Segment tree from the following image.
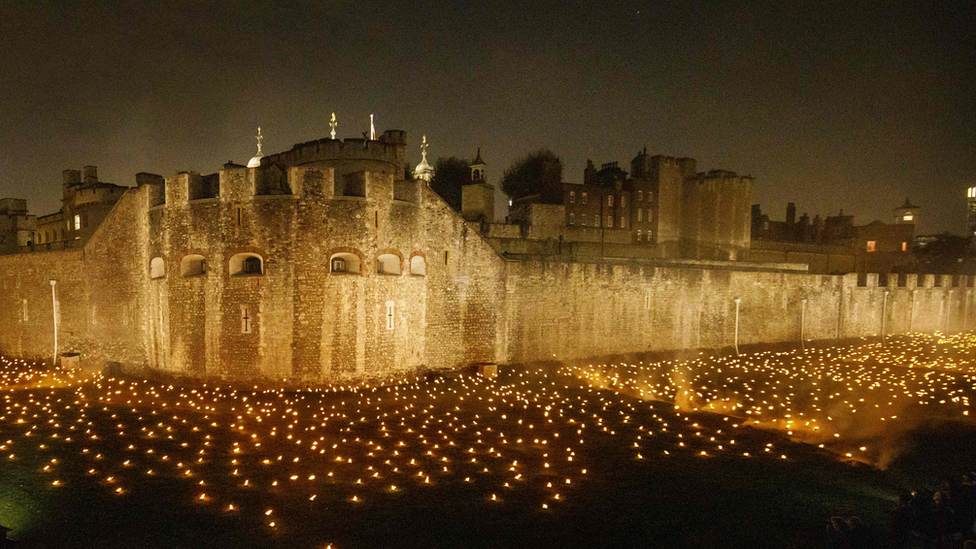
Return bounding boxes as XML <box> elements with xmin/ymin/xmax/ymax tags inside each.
<box><xmin>430</xmin><ymin>157</ymin><xmax>468</xmax><ymax>211</ymax></box>
<box><xmin>500</xmin><ymin>150</ymin><xmax>563</xmax><ymax>203</ymax></box>
<box><xmin>911</xmin><ymin>232</ymin><xmax>976</xmax><ymax>274</ymax></box>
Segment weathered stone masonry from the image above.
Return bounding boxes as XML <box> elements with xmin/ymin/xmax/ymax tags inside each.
<box><xmin>1</xmin><ymin>135</ymin><xmax>973</xmax><ymax>381</ymax></box>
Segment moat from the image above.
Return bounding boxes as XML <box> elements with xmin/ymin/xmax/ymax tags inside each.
<box><xmin>2</xmin><ymin>333</ymin><xmax>976</xmax><ymax>548</ymax></box>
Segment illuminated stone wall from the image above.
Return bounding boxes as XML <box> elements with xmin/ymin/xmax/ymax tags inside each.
<box><xmin>502</xmin><ymin>260</ymin><xmax>976</xmax><ymax>363</ymax></box>
<box><xmin>0</xmin><ymin>136</ymin><xmax>971</xmax><ymax>381</ymax></box>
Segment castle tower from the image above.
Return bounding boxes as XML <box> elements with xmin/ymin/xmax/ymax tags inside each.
<box><xmin>462</xmin><ymin>148</ymin><xmax>494</xmax><ymax>222</ymax></box>
<box><xmin>413</xmin><ymin>135</ymin><xmax>434</xmax><ymax>183</ymax></box>
<box><xmin>470</xmin><ymin>148</ymin><xmax>486</xmax><ymax>182</ymax></box>
<box><xmin>894</xmin><ymin>197</ymin><xmax>919</xmax><ymax>225</ymax></box>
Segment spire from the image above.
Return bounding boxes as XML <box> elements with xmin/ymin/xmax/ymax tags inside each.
<box><xmin>413</xmin><ymin>135</ymin><xmax>434</xmax><ymax>183</ymax></box>
<box><xmin>370</xmin><ymin>114</ymin><xmax>376</xmax><ymax>140</ymax></box>
<box><xmin>472</xmin><ymin>147</ymin><xmax>486</xmax><ymax>166</ymax></box>
<box><xmin>330</xmin><ymin>112</ymin><xmax>337</xmax><ymax>140</ymax></box>
<box><xmin>247</xmin><ymin>127</ymin><xmax>264</xmax><ymax>168</ymax></box>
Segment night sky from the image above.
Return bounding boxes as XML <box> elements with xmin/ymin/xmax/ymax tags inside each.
<box><xmin>0</xmin><ymin>1</ymin><xmax>973</xmax><ymax>233</ymax></box>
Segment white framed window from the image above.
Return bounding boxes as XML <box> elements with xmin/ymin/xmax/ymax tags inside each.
<box><xmin>607</xmin><ymin>195</ymin><xmax>614</xmax><ymax>207</ymax></box>
<box><xmin>569</xmin><ymin>212</ymin><xmax>575</xmax><ymax>225</ymax></box>
<box><xmin>150</xmin><ymin>257</ymin><xmax>165</xmax><ymax>279</ymax></box>
<box><xmin>241</xmin><ymin>304</ymin><xmax>253</xmax><ymax>334</ymax></box>
<box><xmin>410</xmin><ymin>255</ymin><xmax>426</xmax><ymax>275</ymax></box>
<box><xmin>637</xmin><ymin>209</ymin><xmax>642</xmax><ymax>222</ymax></box>
<box><xmin>637</xmin><ymin>190</ymin><xmax>643</xmax><ymax>201</ymax></box>
<box><xmin>73</xmin><ymin>215</ymin><xmax>81</xmax><ymax>230</ymax></box>
<box><xmin>620</xmin><ymin>216</ymin><xmax>625</xmax><ymax>228</ymax></box>
<box><xmin>377</xmin><ymin>254</ymin><xmax>401</xmax><ymax>275</ymax></box>
<box><xmin>385</xmin><ymin>300</ymin><xmax>395</xmax><ymax>331</ymax></box>
<box><xmin>637</xmin><ymin>229</ymin><xmax>642</xmax><ymax>241</ymax></box>
<box><xmin>607</xmin><ymin>215</ymin><xmax>613</xmax><ymax>228</ymax></box>
<box><xmin>570</xmin><ymin>191</ymin><xmax>576</xmax><ymax>204</ymax></box>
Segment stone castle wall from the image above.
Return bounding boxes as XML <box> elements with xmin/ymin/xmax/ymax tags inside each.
<box><xmin>0</xmin><ymin>141</ymin><xmax>970</xmax><ymax>380</ymax></box>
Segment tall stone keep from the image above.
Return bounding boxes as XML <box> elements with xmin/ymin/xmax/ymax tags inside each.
<box><xmin>462</xmin><ymin>148</ymin><xmax>494</xmax><ymax>222</ymax></box>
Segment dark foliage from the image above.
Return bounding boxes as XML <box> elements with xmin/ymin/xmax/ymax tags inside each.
<box><xmin>911</xmin><ymin>232</ymin><xmax>976</xmax><ymax>274</ymax></box>
<box><xmin>430</xmin><ymin>157</ymin><xmax>469</xmax><ymax>211</ymax></box>
<box><xmin>500</xmin><ymin>150</ymin><xmax>563</xmax><ymax>203</ymax></box>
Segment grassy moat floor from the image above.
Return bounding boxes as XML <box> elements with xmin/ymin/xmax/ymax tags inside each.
<box><xmin>2</xmin><ymin>334</ymin><xmax>976</xmax><ymax>548</ymax></box>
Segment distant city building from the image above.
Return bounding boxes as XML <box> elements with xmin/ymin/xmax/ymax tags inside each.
<box><xmin>750</xmin><ymin>199</ymin><xmax>918</xmax><ymax>274</ymax></box>
<box><xmin>967</xmin><ymin>186</ymin><xmax>976</xmax><ymax>239</ymax></box>
<box><xmin>495</xmin><ymin>149</ymin><xmax>753</xmax><ymax>261</ymax></box>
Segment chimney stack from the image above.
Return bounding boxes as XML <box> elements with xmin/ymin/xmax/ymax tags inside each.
<box><xmin>83</xmin><ymin>166</ymin><xmax>98</xmax><ymax>184</ymax></box>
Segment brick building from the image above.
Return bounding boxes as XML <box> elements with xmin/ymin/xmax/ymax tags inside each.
<box><xmin>497</xmin><ymin>149</ymin><xmax>753</xmax><ymax>262</ymax></box>
<box><xmin>750</xmin><ymin>199</ymin><xmax>918</xmax><ymax>274</ymax></box>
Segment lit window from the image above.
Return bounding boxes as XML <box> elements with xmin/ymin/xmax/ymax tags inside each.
<box><xmin>903</xmin><ymin>214</ymin><xmax>913</xmax><ymax>221</ymax></box>
<box><xmin>569</xmin><ymin>212</ymin><xmax>575</xmax><ymax>225</ymax></box>
<box><xmin>637</xmin><ymin>209</ymin><xmax>642</xmax><ymax>222</ymax></box>
<box><xmin>901</xmin><ymin>241</ymin><xmax>907</xmax><ymax>252</ymax></box>
<box><xmin>570</xmin><ymin>191</ymin><xmax>576</xmax><ymax>204</ymax></box>
<box><xmin>73</xmin><ymin>215</ymin><xmax>81</xmax><ymax>230</ymax></box>
<box><xmin>581</xmin><ymin>193</ymin><xmax>588</xmax><ymax>204</ymax></box>
<box><xmin>608</xmin><ymin>196</ymin><xmax>614</xmax><ymax>207</ymax></box>
<box><xmin>637</xmin><ymin>229</ymin><xmax>642</xmax><ymax>241</ymax></box>
<box><xmin>620</xmin><ymin>216</ymin><xmax>625</xmax><ymax>228</ymax></box>
<box><xmin>621</xmin><ymin>196</ymin><xmax>626</xmax><ymax>208</ymax></box>
<box><xmin>607</xmin><ymin>215</ymin><xmax>613</xmax><ymax>228</ymax></box>
<box><xmin>637</xmin><ymin>191</ymin><xmax>643</xmax><ymax>201</ymax></box>
<box><xmin>866</xmin><ymin>241</ymin><xmax>876</xmax><ymax>252</ymax></box>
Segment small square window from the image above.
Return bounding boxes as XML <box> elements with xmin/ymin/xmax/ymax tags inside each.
<box><xmin>866</xmin><ymin>241</ymin><xmax>876</xmax><ymax>252</ymax></box>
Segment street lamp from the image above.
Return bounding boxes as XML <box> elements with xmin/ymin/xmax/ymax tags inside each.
<box><xmin>49</xmin><ymin>279</ymin><xmax>57</xmax><ymax>366</ymax></box>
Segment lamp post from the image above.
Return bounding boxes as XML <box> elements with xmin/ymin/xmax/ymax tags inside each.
<box><xmin>881</xmin><ymin>290</ymin><xmax>889</xmax><ymax>345</ymax></box>
<box><xmin>800</xmin><ymin>298</ymin><xmax>807</xmax><ymax>350</ymax></box>
<box><xmin>733</xmin><ymin>298</ymin><xmax>742</xmax><ymax>356</ymax></box>
<box><xmin>49</xmin><ymin>279</ymin><xmax>58</xmax><ymax>366</ymax></box>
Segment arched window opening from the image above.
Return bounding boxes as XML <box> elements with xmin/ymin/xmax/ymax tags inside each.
<box><xmin>330</xmin><ymin>252</ymin><xmax>361</xmax><ymax>274</ymax></box>
<box><xmin>180</xmin><ymin>255</ymin><xmax>207</xmax><ymax>277</ymax></box>
<box><xmin>229</xmin><ymin>253</ymin><xmax>264</xmax><ymax>276</ymax></box>
<box><xmin>377</xmin><ymin>254</ymin><xmax>401</xmax><ymax>275</ymax></box>
<box><xmin>150</xmin><ymin>257</ymin><xmax>165</xmax><ymax>279</ymax></box>
<box><xmin>410</xmin><ymin>255</ymin><xmax>426</xmax><ymax>276</ymax></box>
